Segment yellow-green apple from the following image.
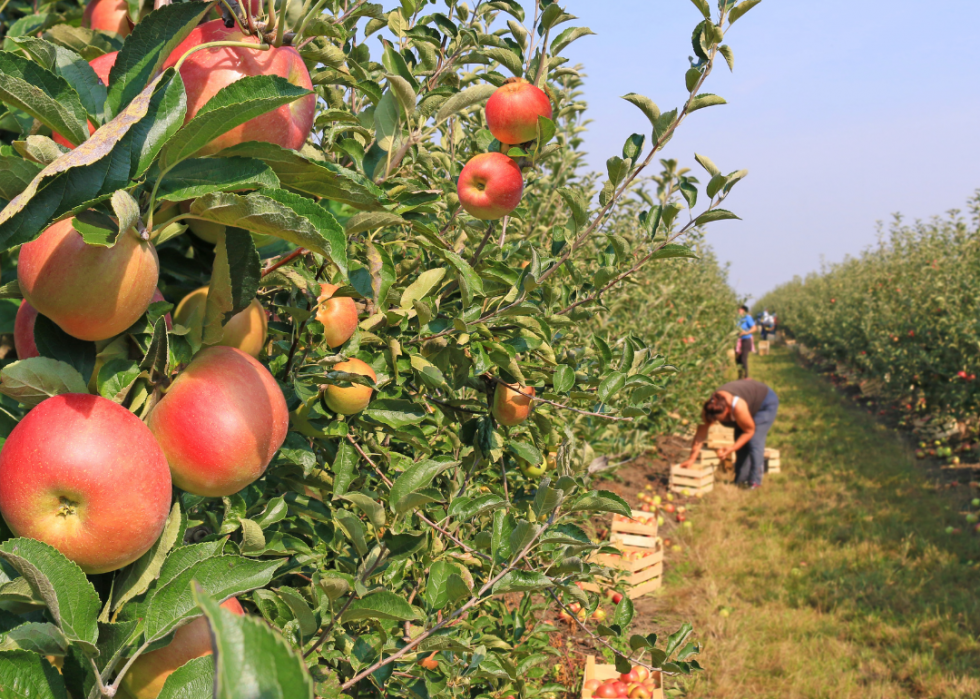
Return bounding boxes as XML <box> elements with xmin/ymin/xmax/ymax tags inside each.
<box><xmin>492</xmin><ymin>381</ymin><xmax>534</xmax><ymax>426</ymax></box>
<box><xmin>147</xmin><ymin>346</ymin><xmax>288</xmax><ymax>497</ymax></box>
<box><xmin>324</xmin><ymin>358</ymin><xmax>375</xmax><ymax>415</ymax></box>
<box><xmin>119</xmin><ymin>597</ymin><xmax>245</xmax><ymax>699</ymax></box>
<box><xmin>316</xmin><ymin>283</ymin><xmax>358</xmax><ymax>348</ymax></box>
<box><xmin>0</xmin><ymin>394</ymin><xmax>172</xmax><ymax>574</ymax></box>
<box><xmin>162</xmin><ymin>20</ymin><xmax>315</xmax><ymax>155</ymax></box>
<box><xmin>18</xmin><ymin>217</ymin><xmax>160</xmax><ymax>342</ymax></box>
<box><xmin>13</xmin><ymin>300</ymin><xmax>39</xmax><ymax>359</ymax></box>
<box><xmin>485</xmin><ymin>77</ymin><xmax>553</xmax><ymax>145</ymax></box>
<box><xmin>52</xmin><ymin>51</ymin><xmax>118</xmax><ymax>149</ymax></box>
<box><xmin>174</xmin><ymin>286</ymin><xmax>267</xmax><ymax>358</ymax></box>
<box><xmin>82</xmin><ymin>0</ymin><xmax>131</xmax><ymax>37</ymax></box>
<box><xmin>457</xmin><ymin>152</ymin><xmax>524</xmax><ymax>220</ymax></box>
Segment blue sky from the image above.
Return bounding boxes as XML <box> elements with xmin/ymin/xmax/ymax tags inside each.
<box><xmin>558</xmin><ymin>0</ymin><xmax>980</xmax><ymax>299</ymax></box>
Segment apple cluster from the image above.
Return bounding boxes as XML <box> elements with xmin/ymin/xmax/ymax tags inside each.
<box><xmin>584</xmin><ymin>666</ymin><xmax>660</xmax><ymax>699</ymax></box>
<box><xmin>456</xmin><ymin>78</ymin><xmax>552</xmax><ymax>220</ymax></box>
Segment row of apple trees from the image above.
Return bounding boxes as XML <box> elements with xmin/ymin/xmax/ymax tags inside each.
<box><xmin>0</xmin><ymin>0</ymin><xmax>756</xmax><ymax>697</ymax></box>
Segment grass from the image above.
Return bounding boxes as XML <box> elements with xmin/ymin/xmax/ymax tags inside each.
<box><xmin>654</xmin><ymin>349</ymin><xmax>980</xmax><ymax>698</ymax></box>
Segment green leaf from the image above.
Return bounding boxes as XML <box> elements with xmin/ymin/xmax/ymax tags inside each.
<box><xmin>143</xmin><ymin>552</ymin><xmax>282</xmax><ymax>643</ymax></box>
<box><xmin>0</xmin><ymin>649</ymin><xmax>67</xmax><ymax>699</ymax></box>
<box><xmin>597</xmin><ymin>371</ymin><xmax>626</xmax><ymax>402</ymax></box>
<box><xmin>552</xmin><ymin>364</ymin><xmax>575</xmax><ymax>393</ymax></box>
<box><xmin>202</xmin><ymin>229</ymin><xmax>260</xmax><ymax>346</ymax></box>
<box><xmin>550</xmin><ymin>26</ymin><xmax>595</xmax><ymax>55</ymax></box>
<box><xmin>155</xmin><ymin>157</ymin><xmax>280</xmax><ymax>201</ymax></box>
<box><xmin>139</xmin><ymin>316</ymin><xmax>169</xmax><ymax>375</ymax></box>
<box><xmin>277</xmin><ymin>587</ymin><xmax>317</xmax><ymax>638</ymax></box>
<box><xmin>424</xmin><ymin>560</ymin><xmax>458</xmax><ymax>610</ymax></box>
<box><xmin>613</xmin><ymin>594</ymin><xmax>634</xmax><ymax>628</ymax></box>
<box><xmin>96</xmin><ymin>358</ymin><xmax>141</xmax><ymax>404</ymax></box>
<box><xmin>339</xmin><ymin>493</ymin><xmax>386</xmax><ymax>528</ymax></box>
<box><xmin>434</xmin><ymin>83</ymin><xmax>496</xmax><ymax>123</ymax></box>
<box><xmin>105</xmin><ymin>1</ymin><xmax>211</xmax><ymax>117</ymax></box>
<box><xmin>694</xmin><ymin>153</ymin><xmax>720</xmax><ymax>177</ymax></box>
<box><xmin>333</xmin><ymin>510</ymin><xmax>368</xmax><ymax>556</ymax></box>
<box><xmin>390</xmin><ymin>459</ymin><xmax>457</xmax><ymax>514</ymax></box>
<box><xmin>363</xmin><ymin>398</ymin><xmax>426</xmax><ymax>429</ymax></box>
<box><xmin>0</xmin><ymin>622</ymin><xmax>68</xmax><ymax>655</ymax></box>
<box><xmin>0</xmin><ymin>152</ymin><xmax>43</xmax><ymax>201</ymax></box>
<box><xmin>492</xmin><ymin>570</ymin><xmax>551</xmax><ymax>594</ymax></box>
<box><xmin>649</xmin><ymin>243</ymin><xmax>699</xmax><ymax>261</ymax></box>
<box><xmin>439</xmin><ymin>248</ymin><xmax>484</xmax><ymax>307</ymax></box>
<box><xmin>679</xmin><ymin>181</ymin><xmax>698</xmax><ymax>209</ymax></box>
<box><xmin>506</xmin><ymin>441</ymin><xmax>542</xmax><ymax>465</ymax></box>
<box><xmin>558</xmin><ymin>187</ymin><xmax>588</xmax><ymax>229</ymax></box>
<box><xmin>158</xmin><ymin>75</ymin><xmax>313</xmax><ymax>168</ymax></box>
<box><xmin>344</xmin><ymin>210</ymin><xmax>406</xmax><ymax>235</ymax></box>
<box><xmin>331</xmin><ymin>440</ymin><xmax>359</xmax><ymax>497</ymax></box>
<box><xmin>688</xmin><ymin>93</ymin><xmax>727</xmax><ymax>113</ymax></box>
<box><xmin>509</xmin><ymin>520</ymin><xmax>540</xmax><ymax>554</ymax></box>
<box><xmin>446</xmin><ymin>494</ymin><xmax>505</xmax><ymax>521</ymax></box>
<box><xmin>189</xmin><ymin>189</ymin><xmax>347</xmax><ymax>277</ymax></box>
<box><xmin>341</xmin><ymin>590</ymin><xmax>419</xmax><ymax>623</ymax></box>
<box><xmin>0</xmin><ymin>357</ymin><xmax>87</xmax><ymax>407</ymax></box>
<box><xmin>729</xmin><ymin>0</ymin><xmax>762</xmax><ymax>25</ymax></box>
<box><xmin>693</xmin><ymin>209</ymin><xmax>740</xmax><ymax>225</ymax></box>
<box><xmin>9</xmin><ymin>37</ymin><xmax>107</xmax><ymax>123</ymax></box>
<box><xmin>400</xmin><ymin>268</ymin><xmax>447</xmax><ymax>309</ymax></box>
<box><xmin>218</xmin><ymin>142</ymin><xmax>388</xmax><ymax>211</ymax></box>
<box><xmin>689</xmin><ymin>0</ymin><xmax>710</xmax><ymax>18</ymax></box>
<box><xmin>719</xmin><ymin>44</ymin><xmax>734</xmax><ymax>71</ymax></box>
<box><xmin>193</xmin><ymin>585</ymin><xmax>313</xmax><ymax>699</ymax></box>
<box><xmin>156</xmin><ymin>655</ymin><xmax>214</xmax><ymax>699</ymax></box>
<box><xmin>0</xmin><ymin>50</ymin><xmax>90</xmax><ymax>146</ymax></box>
<box><xmin>482</xmin><ymin>47</ymin><xmax>523</xmax><ymax>77</ymax></box>
<box><xmin>566</xmin><ymin>490</ymin><xmax>631</xmax><ymax>517</ymax></box>
<box><xmin>0</xmin><ymin>539</ymin><xmax>100</xmax><ymax>654</ymax></box>
<box><xmin>621</xmin><ymin>93</ymin><xmax>661</xmax><ymax>130</ymax></box>
<box><xmin>385</xmin><ymin>73</ymin><xmax>416</xmax><ymax>116</ymax></box>
<box><xmin>111</xmin><ymin>501</ymin><xmax>183</xmax><ymax>612</ymax></box>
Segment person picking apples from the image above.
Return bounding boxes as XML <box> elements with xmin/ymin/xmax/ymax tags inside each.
<box><xmin>679</xmin><ymin>379</ymin><xmax>779</xmax><ymax>489</ymax></box>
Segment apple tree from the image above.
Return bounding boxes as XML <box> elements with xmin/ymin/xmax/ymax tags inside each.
<box><xmin>0</xmin><ymin>0</ymin><xmax>760</xmax><ymax>697</ymax></box>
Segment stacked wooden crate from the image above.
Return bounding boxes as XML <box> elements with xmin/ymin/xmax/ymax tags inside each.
<box><xmin>669</xmin><ymin>463</ymin><xmax>714</xmax><ymax>495</ymax></box>
<box><xmin>581</xmin><ymin>655</ymin><xmax>664</xmax><ymax>699</ymax></box>
<box><xmin>584</xmin><ymin>512</ymin><xmax>663</xmax><ymax>598</ymax></box>
<box><xmin>765</xmin><ymin>447</ymin><xmax>781</xmax><ymax>473</ymax></box>
<box><xmin>758</xmin><ymin>340</ymin><xmax>771</xmax><ymax>355</ymax></box>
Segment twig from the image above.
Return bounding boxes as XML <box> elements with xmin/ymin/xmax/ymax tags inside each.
<box><xmin>468</xmin><ymin>221</ymin><xmax>495</xmax><ymax>266</ymax></box>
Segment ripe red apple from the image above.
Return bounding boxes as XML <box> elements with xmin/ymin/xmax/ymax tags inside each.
<box><xmin>0</xmin><ymin>394</ymin><xmax>171</xmax><ymax>574</ymax></box>
<box><xmin>82</xmin><ymin>0</ymin><xmax>131</xmax><ymax>37</ymax></box>
<box><xmin>485</xmin><ymin>77</ymin><xmax>553</xmax><ymax>145</ymax></box>
<box><xmin>162</xmin><ymin>20</ymin><xmax>315</xmax><ymax>155</ymax></box>
<box><xmin>18</xmin><ymin>217</ymin><xmax>160</xmax><ymax>342</ymax></box>
<box><xmin>492</xmin><ymin>381</ymin><xmax>534</xmax><ymax>426</ymax></box>
<box><xmin>13</xmin><ymin>300</ymin><xmax>39</xmax><ymax>359</ymax></box>
<box><xmin>611</xmin><ymin>592</ymin><xmax>623</xmax><ymax>604</ymax></box>
<box><xmin>633</xmin><ymin>667</ymin><xmax>650</xmax><ymax>683</ymax></box>
<box><xmin>324</xmin><ymin>358</ymin><xmax>376</xmax><ymax>415</ymax></box>
<box><xmin>457</xmin><ymin>152</ymin><xmax>524</xmax><ymax>220</ymax></box>
<box><xmin>629</xmin><ymin>686</ymin><xmax>652</xmax><ymax>699</ymax></box>
<box><xmin>52</xmin><ymin>51</ymin><xmax>118</xmax><ymax>149</ymax></box>
<box><xmin>676</xmin><ymin>513</ymin><xmax>687</xmax><ymax>523</ymax></box>
<box><xmin>663</xmin><ymin>503</ymin><xmax>676</xmax><ymax>514</ymax></box>
<box><xmin>594</xmin><ymin>682</ymin><xmax>619</xmax><ymax>699</ymax></box>
<box><xmin>147</xmin><ymin>346</ymin><xmax>288</xmax><ymax>497</ymax></box>
<box><xmin>316</xmin><ymin>283</ymin><xmax>358</xmax><ymax>348</ymax></box>
<box><xmin>174</xmin><ymin>286</ymin><xmax>268</xmax><ymax>358</ymax></box>
<box><xmin>583</xmin><ymin>679</ymin><xmax>602</xmax><ymax>693</ymax></box>
<box><xmin>120</xmin><ymin>597</ymin><xmax>244</xmax><ymax>699</ymax></box>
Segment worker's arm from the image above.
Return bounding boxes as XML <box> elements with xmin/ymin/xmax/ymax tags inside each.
<box><xmin>679</xmin><ymin>420</ymin><xmax>710</xmax><ymax>468</ymax></box>
<box><xmin>716</xmin><ymin>403</ymin><xmax>755</xmax><ymax>460</ymax></box>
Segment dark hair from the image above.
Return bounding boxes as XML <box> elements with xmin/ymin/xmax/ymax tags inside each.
<box><xmin>739</xmin><ymin>304</ymin><xmax>750</xmax><ymax>313</ymax></box>
<box><xmin>703</xmin><ymin>392</ymin><xmax>728</xmax><ymax>422</ymax></box>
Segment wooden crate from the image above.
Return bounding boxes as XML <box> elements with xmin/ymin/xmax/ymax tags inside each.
<box><xmin>582</xmin><ymin>656</ymin><xmax>664</xmax><ymax>699</ymax></box>
<box><xmin>706</xmin><ymin>424</ymin><xmax>734</xmax><ymax>449</ymax></box>
<box><xmin>758</xmin><ymin>340</ymin><xmax>771</xmax><ymax>356</ymax></box>
<box><xmin>583</xmin><ymin>542</ymin><xmax>664</xmax><ymax>599</ymax></box>
<box><xmin>765</xmin><ymin>447</ymin><xmax>781</xmax><ymax>474</ymax></box>
<box><xmin>785</xmin><ymin>339</ymin><xmax>797</xmax><ymax>346</ymax></box>
<box><xmin>669</xmin><ymin>463</ymin><xmax>714</xmax><ymax>495</ymax></box>
<box><xmin>610</xmin><ymin>511</ymin><xmax>658</xmax><ymax>538</ymax></box>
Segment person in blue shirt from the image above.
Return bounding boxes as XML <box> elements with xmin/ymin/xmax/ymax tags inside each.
<box><xmin>736</xmin><ymin>305</ymin><xmax>755</xmax><ymax>378</ymax></box>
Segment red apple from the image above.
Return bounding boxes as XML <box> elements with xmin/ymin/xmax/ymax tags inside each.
<box><xmin>82</xmin><ymin>0</ymin><xmax>131</xmax><ymax>37</ymax></box>
<box><xmin>629</xmin><ymin>686</ymin><xmax>652</xmax><ymax>699</ymax></box>
<box><xmin>174</xmin><ymin>286</ymin><xmax>268</xmax><ymax>358</ymax></box>
<box><xmin>0</xmin><ymin>394</ymin><xmax>171</xmax><ymax>574</ymax></box>
<box><xmin>147</xmin><ymin>346</ymin><xmax>288</xmax><ymax>497</ymax></box>
<box><xmin>492</xmin><ymin>381</ymin><xmax>534</xmax><ymax>426</ymax></box>
<box><xmin>633</xmin><ymin>667</ymin><xmax>650</xmax><ymax>683</ymax></box>
<box><xmin>120</xmin><ymin>598</ymin><xmax>245</xmax><ymax>699</ymax></box>
<box><xmin>611</xmin><ymin>592</ymin><xmax>623</xmax><ymax>604</ymax></box>
<box><xmin>52</xmin><ymin>52</ymin><xmax>118</xmax><ymax>149</ymax></box>
<box><xmin>676</xmin><ymin>513</ymin><xmax>686</xmax><ymax>523</ymax></box>
<box><xmin>583</xmin><ymin>679</ymin><xmax>602</xmax><ymax>693</ymax></box>
<box><xmin>316</xmin><ymin>283</ymin><xmax>358</xmax><ymax>348</ymax></box>
<box><xmin>162</xmin><ymin>20</ymin><xmax>315</xmax><ymax>155</ymax></box>
<box><xmin>485</xmin><ymin>77</ymin><xmax>553</xmax><ymax>145</ymax></box>
<box><xmin>18</xmin><ymin>217</ymin><xmax>160</xmax><ymax>342</ymax></box>
<box><xmin>13</xmin><ymin>300</ymin><xmax>39</xmax><ymax>359</ymax></box>
<box><xmin>663</xmin><ymin>503</ymin><xmax>676</xmax><ymax>514</ymax></box>
<box><xmin>324</xmin><ymin>357</ymin><xmax>376</xmax><ymax>415</ymax></box>
<box><xmin>457</xmin><ymin>152</ymin><xmax>524</xmax><ymax>220</ymax></box>
<box><xmin>594</xmin><ymin>682</ymin><xmax>619</xmax><ymax>699</ymax></box>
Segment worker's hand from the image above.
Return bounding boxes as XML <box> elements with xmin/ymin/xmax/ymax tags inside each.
<box><xmin>678</xmin><ymin>457</ymin><xmax>696</xmax><ymax>469</ymax></box>
<box><xmin>715</xmin><ymin>446</ymin><xmax>733</xmax><ymax>461</ymax></box>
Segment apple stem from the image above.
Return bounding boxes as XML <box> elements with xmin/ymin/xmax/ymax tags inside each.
<box><xmin>172</xmin><ymin>40</ymin><xmax>271</xmax><ymax>73</ymax></box>
<box><xmin>216</xmin><ymin>0</ymin><xmax>249</xmax><ymax>34</ymax></box>
<box><xmin>274</xmin><ymin>0</ymin><xmax>288</xmax><ymax>47</ymax></box>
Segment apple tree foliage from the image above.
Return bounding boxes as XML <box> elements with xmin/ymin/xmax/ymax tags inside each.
<box><xmin>0</xmin><ymin>0</ymin><xmax>759</xmax><ymax>697</ymax></box>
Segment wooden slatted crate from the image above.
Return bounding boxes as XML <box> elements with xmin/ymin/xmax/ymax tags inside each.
<box><xmin>610</xmin><ymin>511</ymin><xmax>657</xmax><ymax>538</ymax></box>
<box><xmin>758</xmin><ymin>340</ymin><xmax>771</xmax><ymax>356</ymax></box>
<box><xmin>765</xmin><ymin>447</ymin><xmax>781</xmax><ymax>474</ymax></box>
<box><xmin>669</xmin><ymin>463</ymin><xmax>714</xmax><ymax>495</ymax></box>
<box><xmin>583</xmin><ymin>543</ymin><xmax>664</xmax><ymax>599</ymax></box>
<box><xmin>582</xmin><ymin>656</ymin><xmax>664</xmax><ymax>699</ymax></box>
<box><xmin>706</xmin><ymin>424</ymin><xmax>735</xmax><ymax>449</ymax></box>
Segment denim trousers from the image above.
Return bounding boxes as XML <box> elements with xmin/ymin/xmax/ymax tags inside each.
<box><xmin>734</xmin><ymin>389</ymin><xmax>779</xmax><ymax>485</ymax></box>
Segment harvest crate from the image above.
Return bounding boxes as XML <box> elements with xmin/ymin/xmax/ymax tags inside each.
<box><xmin>610</xmin><ymin>511</ymin><xmax>658</xmax><ymax>538</ymax></box>
<box><xmin>706</xmin><ymin>424</ymin><xmax>734</xmax><ymax>449</ymax></box>
<box><xmin>758</xmin><ymin>340</ymin><xmax>771</xmax><ymax>356</ymax></box>
<box><xmin>583</xmin><ymin>541</ymin><xmax>664</xmax><ymax>599</ymax></box>
<box><xmin>669</xmin><ymin>463</ymin><xmax>714</xmax><ymax>495</ymax></box>
<box><xmin>765</xmin><ymin>448</ymin><xmax>781</xmax><ymax>474</ymax></box>
<box><xmin>582</xmin><ymin>655</ymin><xmax>664</xmax><ymax>699</ymax></box>
<box><xmin>694</xmin><ymin>448</ymin><xmax>720</xmax><ymax>466</ymax></box>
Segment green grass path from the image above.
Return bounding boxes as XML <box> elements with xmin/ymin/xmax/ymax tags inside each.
<box><xmin>662</xmin><ymin>350</ymin><xmax>980</xmax><ymax>698</ymax></box>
